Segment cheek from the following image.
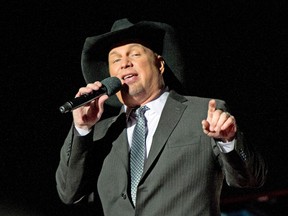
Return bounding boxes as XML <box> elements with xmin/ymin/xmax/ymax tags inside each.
<box><xmin>108</xmin><ymin>65</ymin><xmax>118</xmax><ymax>77</ymax></box>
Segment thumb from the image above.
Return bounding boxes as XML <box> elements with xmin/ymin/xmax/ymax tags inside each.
<box><xmin>202</xmin><ymin>119</ymin><xmax>210</xmax><ymax>133</ymax></box>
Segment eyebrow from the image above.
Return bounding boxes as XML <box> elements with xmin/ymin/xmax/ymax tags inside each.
<box><xmin>109</xmin><ymin>44</ymin><xmax>144</xmax><ymax>57</ymax></box>
<box><xmin>109</xmin><ymin>51</ymin><xmax>118</xmax><ymax>57</ymax></box>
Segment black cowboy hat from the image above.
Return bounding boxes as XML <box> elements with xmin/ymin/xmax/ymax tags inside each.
<box><xmin>81</xmin><ymin>18</ymin><xmax>186</xmax><ymax>108</ymax></box>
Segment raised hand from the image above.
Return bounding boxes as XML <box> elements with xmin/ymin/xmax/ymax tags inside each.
<box><xmin>72</xmin><ymin>81</ymin><xmax>109</xmax><ymax>131</ymax></box>
<box><xmin>202</xmin><ymin>99</ymin><xmax>237</xmax><ymax>142</ymax></box>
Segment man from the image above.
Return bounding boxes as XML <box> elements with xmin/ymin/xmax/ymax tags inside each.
<box><xmin>56</xmin><ymin>18</ymin><xmax>267</xmax><ymax>216</ymax></box>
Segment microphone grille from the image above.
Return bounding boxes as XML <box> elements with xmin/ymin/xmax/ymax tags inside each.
<box><xmin>101</xmin><ymin>77</ymin><xmax>122</xmax><ymax>96</ymax></box>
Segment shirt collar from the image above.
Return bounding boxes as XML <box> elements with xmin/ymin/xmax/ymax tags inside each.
<box><xmin>145</xmin><ymin>89</ymin><xmax>169</xmax><ymax>116</ymax></box>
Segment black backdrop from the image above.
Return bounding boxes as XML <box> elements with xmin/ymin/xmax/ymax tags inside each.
<box><xmin>1</xmin><ymin>1</ymin><xmax>287</xmax><ymax>215</ymax></box>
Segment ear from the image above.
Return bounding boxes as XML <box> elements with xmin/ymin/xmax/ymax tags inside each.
<box><xmin>157</xmin><ymin>55</ymin><xmax>165</xmax><ymax>74</ymax></box>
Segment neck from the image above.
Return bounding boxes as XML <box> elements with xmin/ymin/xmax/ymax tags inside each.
<box><xmin>125</xmin><ymin>86</ymin><xmax>168</xmax><ymax>109</ymax></box>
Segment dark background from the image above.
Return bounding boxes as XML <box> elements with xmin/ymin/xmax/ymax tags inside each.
<box><xmin>1</xmin><ymin>0</ymin><xmax>287</xmax><ymax>215</ymax></box>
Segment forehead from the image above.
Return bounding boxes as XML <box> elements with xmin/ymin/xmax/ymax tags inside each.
<box><xmin>109</xmin><ymin>43</ymin><xmax>147</xmax><ymax>54</ymax></box>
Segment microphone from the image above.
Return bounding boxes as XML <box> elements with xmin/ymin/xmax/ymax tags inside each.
<box><xmin>59</xmin><ymin>77</ymin><xmax>122</xmax><ymax>113</ymax></box>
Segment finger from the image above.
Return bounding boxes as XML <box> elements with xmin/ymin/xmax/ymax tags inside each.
<box><xmin>98</xmin><ymin>95</ymin><xmax>109</xmax><ymax>109</ymax></box>
<box><xmin>220</xmin><ymin>115</ymin><xmax>236</xmax><ymax>131</ymax></box>
<box><xmin>202</xmin><ymin>120</ymin><xmax>211</xmax><ymax>135</ymax></box>
<box><xmin>76</xmin><ymin>82</ymin><xmax>103</xmax><ymax>97</ymax></box>
<box><xmin>207</xmin><ymin>99</ymin><xmax>216</xmax><ymax>121</ymax></box>
<box><xmin>77</xmin><ymin>87</ymin><xmax>93</xmax><ymax>97</ymax></box>
<box><xmin>86</xmin><ymin>81</ymin><xmax>102</xmax><ymax>90</ymax></box>
<box><xmin>202</xmin><ymin>119</ymin><xmax>209</xmax><ymax>130</ymax></box>
<box><xmin>210</xmin><ymin>109</ymin><xmax>222</xmax><ymax>131</ymax></box>
<box><xmin>214</xmin><ymin>112</ymin><xmax>231</xmax><ymax>131</ymax></box>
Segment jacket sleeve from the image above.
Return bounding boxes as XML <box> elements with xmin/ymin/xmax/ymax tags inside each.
<box><xmin>211</xmin><ymin>99</ymin><xmax>267</xmax><ymax>188</ymax></box>
<box><xmin>216</xmin><ymin>131</ymin><xmax>267</xmax><ymax>188</ymax></box>
<box><xmin>55</xmin><ymin>125</ymin><xmax>96</xmax><ymax>204</ymax></box>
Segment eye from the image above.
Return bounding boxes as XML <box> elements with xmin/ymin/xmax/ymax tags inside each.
<box><xmin>112</xmin><ymin>58</ymin><xmax>121</xmax><ymax>64</ymax></box>
<box><xmin>131</xmin><ymin>52</ymin><xmax>141</xmax><ymax>57</ymax></box>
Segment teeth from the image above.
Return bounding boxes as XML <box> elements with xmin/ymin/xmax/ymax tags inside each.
<box><xmin>124</xmin><ymin>75</ymin><xmax>133</xmax><ymax>80</ymax></box>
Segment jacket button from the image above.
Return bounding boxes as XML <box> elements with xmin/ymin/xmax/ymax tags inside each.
<box><xmin>121</xmin><ymin>193</ymin><xmax>127</xmax><ymax>199</ymax></box>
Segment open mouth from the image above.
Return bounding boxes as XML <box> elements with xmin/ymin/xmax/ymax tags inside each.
<box><xmin>122</xmin><ymin>73</ymin><xmax>138</xmax><ymax>84</ymax></box>
<box><xmin>123</xmin><ymin>74</ymin><xmax>134</xmax><ymax>80</ymax></box>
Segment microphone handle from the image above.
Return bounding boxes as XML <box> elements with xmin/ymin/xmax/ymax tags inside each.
<box><xmin>59</xmin><ymin>86</ymin><xmax>107</xmax><ymax>113</ymax></box>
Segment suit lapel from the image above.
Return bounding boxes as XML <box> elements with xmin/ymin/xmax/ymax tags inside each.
<box><xmin>113</xmin><ymin>127</ymin><xmax>129</xmax><ymax>172</ymax></box>
<box><xmin>95</xmin><ymin>109</ymin><xmax>130</xmax><ymax>172</ymax></box>
<box><xmin>142</xmin><ymin>91</ymin><xmax>187</xmax><ymax>176</ymax></box>
<box><xmin>110</xmin><ymin>110</ymin><xmax>130</xmax><ymax>172</ymax></box>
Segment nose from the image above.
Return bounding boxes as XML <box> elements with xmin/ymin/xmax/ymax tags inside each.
<box><xmin>121</xmin><ymin>57</ymin><xmax>132</xmax><ymax>69</ymax></box>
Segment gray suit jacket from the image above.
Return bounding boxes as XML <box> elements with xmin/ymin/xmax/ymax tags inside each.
<box><xmin>56</xmin><ymin>91</ymin><xmax>267</xmax><ymax>216</ymax></box>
